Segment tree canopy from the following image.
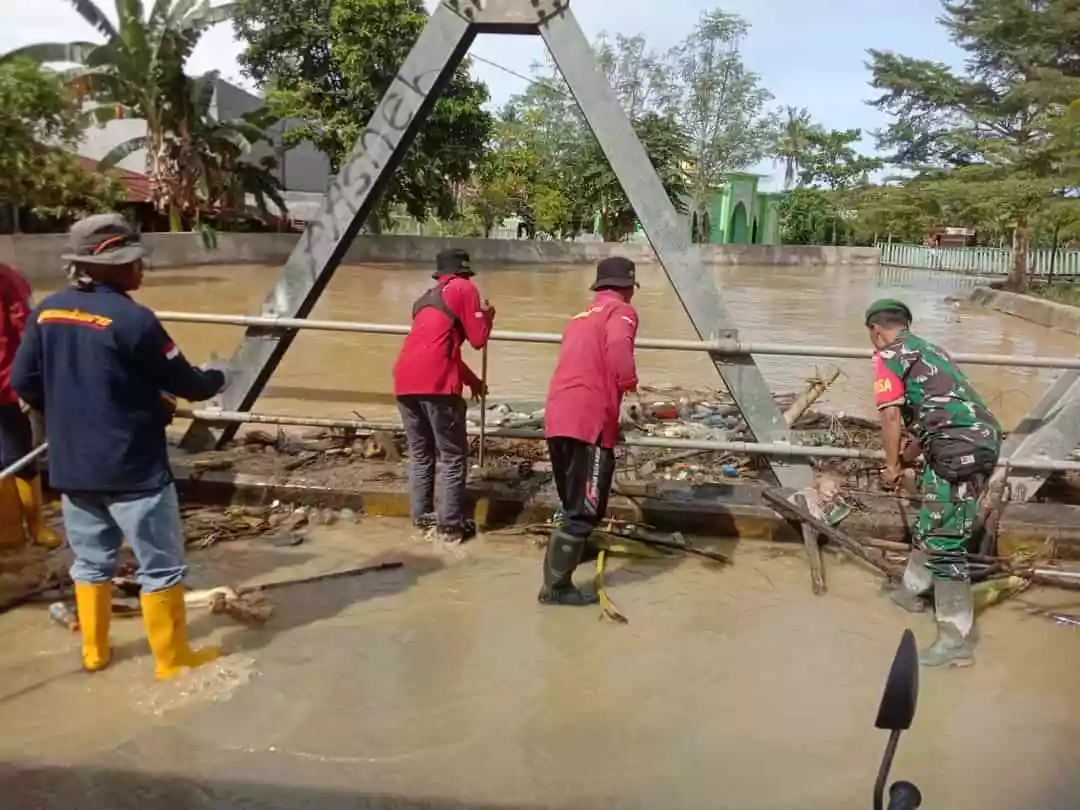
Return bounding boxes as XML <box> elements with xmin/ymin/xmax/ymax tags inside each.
<box><xmin>234</xmin><ymin>0</ymin><xmax>492</xmax><ymax>229</ymax></box>
<box><xmin>461</xmin><ymin>10</ymin><xmax>779</xmax><ymax>242</ymax></box>
<box><xmin>9</xmin><ymin>0</ymin><xmax>282</xmax><ymax>231</ymax></box>
<box><xmin>866</xmin><ymin>0</ymin><xmax>1080</xmax><ymax>288</ymax></box>
<box><xmin>0</xmin><ymin>56</ymin><xmax>123</xmax><ymax>225</ymax></box>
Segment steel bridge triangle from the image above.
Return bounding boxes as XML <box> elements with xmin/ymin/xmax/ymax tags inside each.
<box><xmin>181</xmin><ymin>0</ymin><xmax>810</xmax><ymax>489</ymax></box>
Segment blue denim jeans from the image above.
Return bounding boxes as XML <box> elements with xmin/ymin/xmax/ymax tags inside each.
<box><xmin>62</xmin><ymin>484</ymin><xmax>186</xmax><ymax>592</ymax></box>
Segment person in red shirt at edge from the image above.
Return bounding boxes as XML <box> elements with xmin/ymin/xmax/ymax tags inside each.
<box><xmin>0</xmin><ymin>263</ymin><xmax>60</xmax><ymax>550</ymax></box>
<box><xmin>393</xmin><ymin>249</ymin><xmax>495</xmax><ymax>546</ymax></box>
<box><xmin>541</xmin><ymin>256</ymin><xmax>640</xmax><ymax>606</ymax></box>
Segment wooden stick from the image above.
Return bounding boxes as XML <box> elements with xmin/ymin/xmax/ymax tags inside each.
<box><xmin>783</xmin><ymin>366</ymin><xmax>842</xmax><ymax>426</ymax></box>
<box><xmin>861</xmin><ymin>537</ymin><xmax>912</xmax><ymax>553</ymax></box>
<box><xmin>237</xmin><ymin>561</ymin><xmax>404</xmax><ymax>594</ymax></box>
<box><xmin>763</xmin><ymin>488</ymin><xmax>897</xmax><ymax>579</ymax></box>
<box><xmin>595</xmin><ymin>529</ymin><xmax>730</xmax><ymax>564</ymax></box>
<box><xmin>794</xmin><ymin>494</ymin><xmax>826</xmax><ymax>595</ymax></box>
<box><xmin>975</xmin><ymin>474</ymin><xmax>1008</xmax><ymax>557</ymax></box>
<box><xmin>478</xmin><ymin>345</ymin><xmax>489</xmax><ymax>467</ymax></box>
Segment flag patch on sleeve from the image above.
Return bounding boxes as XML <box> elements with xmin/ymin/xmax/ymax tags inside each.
<box><xmin>164</xmin><ymin>342</ymin><xmax>181</xmax><ymax>360</ymax></box>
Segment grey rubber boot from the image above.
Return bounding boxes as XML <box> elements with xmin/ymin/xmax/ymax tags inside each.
<box><xmin>919</xmin><ymin>578</ymin><xmax>976</xmax><ymax>668</ymax></box>
<box><xmin>888</xmin><ymin>548</ymin><xmax>932</xmax><ymax>613</ymax></box>
<box><xmin>538</xmin><ymin>529</ymin><xmax>599</xmax><ymax>607</ymax></box>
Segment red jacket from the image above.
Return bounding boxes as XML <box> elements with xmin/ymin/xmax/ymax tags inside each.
<box><xmin>0</xmin><ymin>264</ymin><xmax>31</xmax><ymax>406</ymax></box>
<box><xmin>545</xmin><ymin>290</ymin><xmax>639</xmax><ymax>448</ymax></box>
<box><xmin>393</xmin><ymin>276</ymin><xmax>493</xmax><ymax>397</ymax></box>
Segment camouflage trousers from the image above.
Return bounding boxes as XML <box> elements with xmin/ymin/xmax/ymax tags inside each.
<box><xmin>913</xmin><ymin>463</ymin><xmax>985</xmax><ymax>581</ymax></box>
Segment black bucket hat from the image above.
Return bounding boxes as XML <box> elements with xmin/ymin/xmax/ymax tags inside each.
<box><xmin>433</xmin><ymin>249</ymin><xmax>474</xmax><ymax>279</ymax></box>
<box><xmin>591</xmin><ymin>256</ymin><xmax>639</xmax><ymax>291</ymax></box>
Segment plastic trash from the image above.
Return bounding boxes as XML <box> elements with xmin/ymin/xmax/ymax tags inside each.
<box><xmin>49</xmin><ymin>602</ymin><xmax>79</xmax><ymax>632</ymax></box>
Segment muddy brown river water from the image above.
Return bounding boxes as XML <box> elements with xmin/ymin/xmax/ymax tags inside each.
<box><xmin>4</xmin><ymin>263</ymin><xmax>1080</xmax><ymax>808</ymax></box>
<box><xmin>63</xmin><ymin>260</ymin><xmax>1080</xmax><ymax>429</ymax></box>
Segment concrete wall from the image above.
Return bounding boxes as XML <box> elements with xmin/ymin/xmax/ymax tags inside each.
<box><xmin>970</xmin><ymin>286</ymin><xmax>1080</xmax><ymax>335</ymax></box>
<box><xmin>0</xmin><ymin>232</ymin><xmax>879</xmax><ymax>282</ymax></box>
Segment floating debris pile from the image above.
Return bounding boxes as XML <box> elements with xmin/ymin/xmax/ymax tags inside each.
<box><xmin>461</xmin><ymin>378</ymin><xmax>882</xmax><ymax>486</ymax></box>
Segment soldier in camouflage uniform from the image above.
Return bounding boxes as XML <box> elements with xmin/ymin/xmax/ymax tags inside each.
<box><xmin>866</xmin><ymin>299</ymin><xmax>1002</xmax><ymax>668</ymax></box>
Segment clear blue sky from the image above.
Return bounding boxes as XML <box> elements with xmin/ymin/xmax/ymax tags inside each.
<box><xmin>4</xmin><ymin>0</ymin><xmax>965</xmax><ymax>188</ymax></box>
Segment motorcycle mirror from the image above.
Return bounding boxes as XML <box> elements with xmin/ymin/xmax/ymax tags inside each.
<box><xmin>875</xmin><ymin>629</ymin><xmax>919</xmax><ymax>731</ymax></box>
<box><xmin>873</xmin><ymin>630</ymin><xmax>920</xmax><ymax>810</ymax></box>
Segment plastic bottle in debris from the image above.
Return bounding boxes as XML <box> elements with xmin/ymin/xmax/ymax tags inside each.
<box><xmin>49</xmin><ymin>602</ymin><xmax>79</xmax><ymax>632</ymax></box>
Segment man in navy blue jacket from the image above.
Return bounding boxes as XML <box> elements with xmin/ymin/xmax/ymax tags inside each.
<box><xmin>12</xmin><ymin>213</ymin><xmax>228</xmax><ymax>680</ymax></box>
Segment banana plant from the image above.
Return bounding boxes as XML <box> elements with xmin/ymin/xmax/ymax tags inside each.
<box><xmin>4</xmin><ymin>0</ymin><xmax>235</xmax><ymax>229</ymax></box>
<box><xmin>177</xmin><ymin>71</ymin><xmax>288</xmax><ymax>225</ymax></box>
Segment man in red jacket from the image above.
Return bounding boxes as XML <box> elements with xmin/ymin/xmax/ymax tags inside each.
<box><xmin>393</xmin><ymin>249</ymin><xmax>494</xmax><ymax>545</ymax></box>
<box><xmin>541</xmin><ymin>256</ymin><xmax>640</xmax><ymax>606</ymax></box>
<box><xmin>0</xmin><ymin>262</ymin><xmax>59</xmax><ymax>550</ymax></box>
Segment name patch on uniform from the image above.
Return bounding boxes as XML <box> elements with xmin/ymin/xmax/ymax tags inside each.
<box><xmin>572</xmin><ymin>306</ymin><xmax>603</xmax><ymax>320</ymax></box>
<box><xmin>874</xmin><ymin>378</ymin><xmax>893</xmax><ymax>395</ymax></box>
<box><xmin>38</xmin><ymin>308</ymin><xmax>112</xmax><ymax>330</ymax></box>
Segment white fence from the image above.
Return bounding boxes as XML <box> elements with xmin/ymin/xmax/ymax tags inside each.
<box><xmin>878</xmin><ymin>242</ymin><xmax>1080</xmax><ymax>277</ymax></box>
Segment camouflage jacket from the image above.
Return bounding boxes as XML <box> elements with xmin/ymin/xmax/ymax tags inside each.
<box><xmin>872</xmin><ymin>330</ymin><xmax>1001</xmax><ymax>457</ymax></box>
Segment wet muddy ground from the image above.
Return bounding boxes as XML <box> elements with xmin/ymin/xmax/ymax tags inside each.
<box><xmin>2</xmin><ymin>518</ymin><xmax>1079</xmax><ymax>809</ymax></box>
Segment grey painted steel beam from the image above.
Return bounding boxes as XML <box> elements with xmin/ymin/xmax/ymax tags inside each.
<box><xmin>539</xmin><ymin>9</ymin><xmax>809</xmax><ymax>488</ymax></box>
<box><xmin>1000</xmin><ymin>370</ymin><xmax>1080</xmax><ymax>501</ymax></box>
<box><xmin>180</xmin><ymin>4</ymin><xmax>476</xmax><ymax>450</ymax></box>
<box><xmin>444</xmin><ymin>0</ymin><xmax>564</xmax><ymax>33</ymax></box>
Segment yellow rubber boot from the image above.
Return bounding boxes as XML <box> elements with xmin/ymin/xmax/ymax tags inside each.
<box><xmin>0</xmin><ymin>477</ymin><xmax>26</xmax><ymax>550</ymax></box>
<box><xmin>140</xmin><ymin>585</ymin><xmax>221</xmax><ymax>681</ymax></box>
<box><xmin>15</xmin><ymin>476</ymin><xmax>61</xmax><ymax>549</ymax></box>
<box><xmin>74</xmin><ymin>582</ymin><xmax>112</xmax><ymax>672</ymax></box>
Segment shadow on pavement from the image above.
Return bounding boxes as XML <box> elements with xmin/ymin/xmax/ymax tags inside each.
<box><xmin>0</xmin><ymin>762</ymin><xmax>548</xmax><ymax>810</ymax></box>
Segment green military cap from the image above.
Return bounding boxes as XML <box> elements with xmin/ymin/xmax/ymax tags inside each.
<box><xmin>864</xmin><ymin>298</ymin><xmax>913</xmax><ymax>326</ymax></box>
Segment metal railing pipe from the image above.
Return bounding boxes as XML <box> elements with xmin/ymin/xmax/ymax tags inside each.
<box><xmin>153</xmin><ymin>310</ymin><xmax>1080</xmax><ymax>370</ymax></box>
<box><xmin>177</xmin><ymin>408</ymin><xmax>1080</xmax><ymax>473</ymax></box>
<box><xmin>5</xmin><ymin>409</ymin><xmax>1080</xmax><ymax>482</ymax></box>
<box><xmin>0</xmin><ymin>443</ymin><xmax>48</xmax><ymax>482</ymax></box>
<box><xmin>180</xmin><ymin>407</ymin><xmax>877</xmax><ymax>458</ymax></box>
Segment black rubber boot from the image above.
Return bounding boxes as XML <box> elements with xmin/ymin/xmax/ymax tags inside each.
<box><xmin>538</xmin><ymin>529</ymin><xmax>599</xmax><ymax>607</ymax></box>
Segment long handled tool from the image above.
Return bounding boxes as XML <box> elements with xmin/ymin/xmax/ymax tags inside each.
<box><xmin>478</xmin><ymin>344</ymin><xmax>489</xmax><ymax>467</ymax></box>
<box><xmin>187</xmin><ymin>562</ymin><xmax>406</xmax><ymax>626</ymax></box>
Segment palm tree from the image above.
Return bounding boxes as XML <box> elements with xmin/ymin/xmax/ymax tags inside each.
<box><xmin>775</xmin><ymin>106</ymin><xmax>816</xmax><ymax>189</ymax></box>
<box><xmin>5</xmin><ymin>0</ymin><xmax>235</xmax><ymax>227</ymax></box>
